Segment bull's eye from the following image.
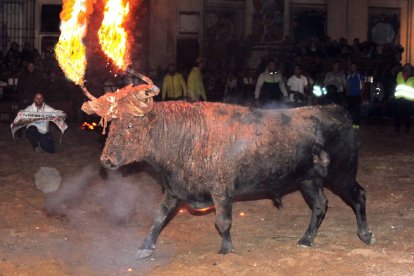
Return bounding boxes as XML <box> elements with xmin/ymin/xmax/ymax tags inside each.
<box><xmin>128</xmin><ymin>123</ymin><xmax>133</xmax><ymax>129</ymax></box>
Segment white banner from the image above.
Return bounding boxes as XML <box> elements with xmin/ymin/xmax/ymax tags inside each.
<box><xmin>10</xmin><ymin>111</ymin><xmax>68</xmax><ymax>139</ymax></box>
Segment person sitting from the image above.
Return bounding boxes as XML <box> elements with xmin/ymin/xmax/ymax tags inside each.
<box><xmin>23</xmin><ymin>93</ymin><xmax>65</xmax><ymax>153</ymax></box>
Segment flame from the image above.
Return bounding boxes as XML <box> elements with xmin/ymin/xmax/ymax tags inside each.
<box><xmin>81</xmin><ymin>121</ymin><xmax>97</xmax><ymax>130</ymax></box>
<box><xmin>179</xmin><ymin>206</ymin><xmax>214</xmax><ymax>214</ymax></box>
<box><xmin>98</xmin><ymin>0</ymin><xmax>130</xmax><ymax>70</ymax></box>
<box><xmin>55</xmin><ymin>0</ymin><xmax>94</xmax><ymax>85</ymax></box>
<box><xmin>194</xmin><ymin>206</ymin><xmax>214</xmax><ymax>213</ymax></box>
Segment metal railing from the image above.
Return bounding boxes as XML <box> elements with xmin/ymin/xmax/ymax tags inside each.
<box><xmin>0</xmin><ymin>0</ymin><xmax>35</xmax><ymax>54</ymax></box>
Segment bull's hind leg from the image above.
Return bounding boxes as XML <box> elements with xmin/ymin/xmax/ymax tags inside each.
<box><xmin>298</xmin><ymin>179</ymin><xmax>328</xmax><ymax>247</ymax></box>
<box><xmin>136</xmin><ymin>191</ymin><xmax>180</xmax><ymax>259</ymax></box>
<box><xmin>340</xmin><ymin>181</ymin><xmax>374</xmax><ymax>245</ymax></box>
<box><xmin>212</xmin><ymin>195</ymin><xmax>234</xmax><ymax>254</ymax></box>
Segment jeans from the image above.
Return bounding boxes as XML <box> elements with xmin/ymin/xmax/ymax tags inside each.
<box><xmin>347</xmin><ymin>95</ymin><xmax>362</xmax><ymax>126</ymax></box>
<box><xmin>394</xmin><ymin>98</ymin><xmax>413</xmax><ymax>132</ymax></box>
<box><xmin>26</xmin><ymin>126</ymin><xmax>55</xmax><ymax>153</ymax></box>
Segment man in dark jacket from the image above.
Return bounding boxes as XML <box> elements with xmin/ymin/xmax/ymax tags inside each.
<box><xmin>17</xmin><ymin>62</ymin><xmax>44</xmax><ymax>108</ymax></box>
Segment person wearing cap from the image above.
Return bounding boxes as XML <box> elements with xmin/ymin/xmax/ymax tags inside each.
<box><xmin>394</xmin><ymin>63</ymin><xmax>414</xmax><ymax>132</ymax></box>
<box><xmin>162</xmin><ymin>63</ymin><xmax>187</xmax><ymax>101</ymax></box>
<box><xmin>187</xmin><ymin>58</ymin><xmax>207</xmax><ymax>102</ymax></box>
<box><xmin>254</xmin><ymin>60</ymin><xmax>288</xmax><ymax>106</ymax></box>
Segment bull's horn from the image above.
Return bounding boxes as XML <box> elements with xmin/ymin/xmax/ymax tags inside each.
<box><xmin>126</xmin><ymin>68</ymin><xmax>154</xmax><ymax>86</ymax></box>
<box><xmin>149</xmin><ymin>84</ymin><xmax>160</xmax><ymax>95</ymax></box>
<box><xmin>80</xmin><ymin>83</ymin><xmax>97</xmax><ymax>101</ymax></box>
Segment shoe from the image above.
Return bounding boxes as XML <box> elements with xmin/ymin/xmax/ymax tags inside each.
<box><xmin>352</xmin><ymin>124</ymin><xmax>360</xmax><ymax>129</ymax></box>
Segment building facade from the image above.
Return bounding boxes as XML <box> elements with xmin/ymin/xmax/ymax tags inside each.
<box><xmin>1</xmin><ymin>0</ymin><xmax>413</xmax><ymax>70</ymax></box>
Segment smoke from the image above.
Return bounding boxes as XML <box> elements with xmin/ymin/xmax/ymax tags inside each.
<box><xmin>45</xmin><ymin>164</ymin><xmax>161</xmax><ymax>221</ymax></box>
<box><xmin>259</xmin><ymin>100</ymin><xmax>293</xmax><ymax>110</ymax></box>
<box><xmin>44</xmin><ymin>165</ymin><xmax>96</xmax><ymax>214</ymax></box>
<box><xmin>43</xmin><ymin>164</ymin><xmax>168</xmax><ymax>274</ymax></box>
<box><xmin>103</xmin><ymin>169</ymin><xmax>161</xmax><ymax>224</ymax></box>
<box><xmin>223</xmin><ymin>96</ymin><xmax>295</xmax><ymax>110</ymax></box>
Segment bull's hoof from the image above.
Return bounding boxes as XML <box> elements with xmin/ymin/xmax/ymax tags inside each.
<box><xmin>298</xmin><ymin>237</ymin><xmax>313</xmax><ymax>247</ymax></box>
<box><xmin>135</xmin><ymin>248</ymin><xmax>154</xmax><ymax>259</ymax></box>
<box><xmin>218</xmin><ymin>249</ymin><xmax>235</xmax><ymax>255</ymax></box>
<box><xmin>358</xmin><ymin>231</ymin><xmax>375</xmax><ymax>245</ymax></box>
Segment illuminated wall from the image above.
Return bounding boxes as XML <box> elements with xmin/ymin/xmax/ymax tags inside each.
<box><xmin>32</xmin><ymin>0</ymin><xmax>414</xmax><ymax>69</ymax></box>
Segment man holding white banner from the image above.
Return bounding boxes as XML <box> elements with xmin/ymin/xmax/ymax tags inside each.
<box><xmin>11</xmin><ymin>93</ymin><xmax>67</xmax><ymax>153</ymax></box>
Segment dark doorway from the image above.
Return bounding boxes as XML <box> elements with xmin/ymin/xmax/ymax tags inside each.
<box><xmin>176</xmin><ymin>38</ymin><xmax>199</xmax><ymax>75</ymax></box>
<box><xmin>41</xmin><ymin>4</ymin><xmax>62</xmax><ymax>33</ymax></box>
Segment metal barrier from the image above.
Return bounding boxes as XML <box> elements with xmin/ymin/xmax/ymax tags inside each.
<box><xmin>0</xmin><ymin>0</ymin><xmax>35</xmax><ymax>54</ymax></box>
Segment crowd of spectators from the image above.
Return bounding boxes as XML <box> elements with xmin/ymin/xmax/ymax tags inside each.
<box><xmin>199</xmin><ymin>35</ymin><xmax>405</xmax><ymax>118</ymax></box>
<box><xmin>0</xmin><ymin>36</ymin><xmax>407</xmax><ymax>123</ymax></box>
<box><xmin>0</xmin><ymin>42</ymin><xmax>80</xmax><ymax>105</ymax></box>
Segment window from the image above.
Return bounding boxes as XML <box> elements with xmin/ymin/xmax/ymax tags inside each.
<box><xmin>0</xmin><ymin>0</ymin><xmax>35</xmax><ymax>53</ymax></box>
<box><xmin>41</xmin><ymin>4</ymin><xmax>62</xmax><ymax>33</ymax></box>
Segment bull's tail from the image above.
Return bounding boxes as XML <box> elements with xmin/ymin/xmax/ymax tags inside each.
<box><xmin>273</xmin><ymin>192</ymin><xmax>283</xmax><ymax>209</ymax></box>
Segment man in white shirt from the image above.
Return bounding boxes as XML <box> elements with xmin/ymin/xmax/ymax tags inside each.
<box><xmin>324</xmin><ymin>61</ymin><xmax>347</xmax><ymax>104</ymax></box>
<box><xmin>24</xmin><ymin>93</ymin><xmax>64</xmax><ymax>153</ymax></box>
<box><xmin>254</xmin><ymin>61</ymin><xmax>288</xmax><ymax>105</ymax></box>
<box><xmin>287</xmin><ymin>65</ymin><xmax>308</xmax><ymax>105</ymax></box>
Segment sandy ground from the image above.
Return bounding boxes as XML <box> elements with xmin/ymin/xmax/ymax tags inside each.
<box><xmin>0</xmin><ymin>119</ymin><xmax>413</xmax><ymax>276</ymax></box>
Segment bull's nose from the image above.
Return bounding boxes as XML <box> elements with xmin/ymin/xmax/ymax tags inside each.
<box><xmin>101</xmin><ymin>158</ymin><xmax>119</xmax><ymax>170</ymax></box>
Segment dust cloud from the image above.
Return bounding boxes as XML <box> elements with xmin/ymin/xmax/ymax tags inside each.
<box><xmin>43</xmin><ymin>164</ymin><xmax>169</xmax><ymax>274</ymax></box>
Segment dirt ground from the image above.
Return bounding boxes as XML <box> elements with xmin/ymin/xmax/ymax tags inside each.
<box><xmin>0</xmin><ymin>118</ymin><xmax>413</xmax><ymax>276</ymax></box>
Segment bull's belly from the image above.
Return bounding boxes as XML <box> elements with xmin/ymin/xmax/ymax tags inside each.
<box><xmin>168</xmin><ymin>172</ymin><xmax>307</xmax><ymax>207</ymax></box>
<box><xmin>164</xmin><ymin>160</ymin><xmax>317</xmax><ymax>208</ymax></box>
<box><xmin>233</xmin><ymin>169</ymin><xmax>316</xmax><ymax>196</ymax></box>
<box><xmin>187</xmin><ymin>198</ymin><xmax>213</xmax><ymax>209</ymax></box>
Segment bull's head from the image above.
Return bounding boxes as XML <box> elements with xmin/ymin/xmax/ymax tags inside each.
<box><xmin>80</xmin><ymin>70</ymin><xmax>160</xmax><ymax>169</ymax></box>
<box><xmin>100</xmin><ymin>112</ymin><xmax>156</xmax><ymax>169</ymax></box>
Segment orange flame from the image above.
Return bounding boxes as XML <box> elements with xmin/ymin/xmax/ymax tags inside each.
<box><xmin>194</xmin><ymin>206</ymin><xmax>214</xmax><ymax>213</ymax></box>
<box><xmin>81</xmin><ymin>121</ymin><xmax>97</xmax><ymax>130</ymax></box>
<box><xmin>55</xmin><ymin>0</ymin><xmax>95</xmax><ymax>85</ymax></box>
<box><xmin>98</xmin><ymin>0</ymin><xmax>130</xmax><ymax>70</ymax></box>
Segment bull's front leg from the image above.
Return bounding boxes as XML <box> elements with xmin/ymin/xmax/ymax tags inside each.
<box><xmin>136</xmin><ymin>191</ymin><xmax>180</xmax><ymax>259</ymax></box>
<box><xmin>212</xmin><ymin>195</ymin><xmax>234</xmax><ymax>254</ymax></box>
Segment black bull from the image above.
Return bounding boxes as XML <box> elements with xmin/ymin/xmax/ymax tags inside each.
<box><xmin>100</xmin><ymin>102</ymin><xmax>374</xmax><ymax>259</ymax></box>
